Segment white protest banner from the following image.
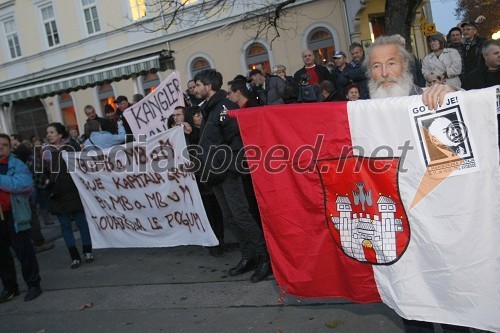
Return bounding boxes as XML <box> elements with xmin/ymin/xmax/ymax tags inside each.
<box><xmin>63</xmin><ymin>126</ymin><xmax>218</xmax><ymax>249</ymax></box>
<box><xmin>123</xmin><ymin>71</ymin><xmax>184</xmax><ymax>137</ymax></box>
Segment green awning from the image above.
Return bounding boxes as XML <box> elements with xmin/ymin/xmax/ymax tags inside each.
<box><xmin>0</xmin><ymin>54</ymin><xmax>175</xmax><ymax>103</ymax></box>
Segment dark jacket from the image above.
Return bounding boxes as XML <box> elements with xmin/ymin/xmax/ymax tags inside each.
<box><xmin>198</xmin><ymin>90</ymin><xmax>242</xmax><ymax>186</ymax></box>
<box><xmin>12</xmin><ymin>144</ymin><xmax>32</xmax><ymax>164</ymax></box>
<box><xmin>462</xmin><ymin>36</ymin><xmax>487</xmax><ymax>75</ymax></box>
<box><xmin>116</xmin><ymin>106</ymin><xmax>134</xmax><ymax>142</ymax></box>
<box><xmin>42</xmin><ymin>142</ymin><xmax>84</xmax><ymax>215</ymax></box>
<box><xmin>87</xmin><ymin>116</ymin><xmax>115</xmax><ymax>134</ymax></box>
<box><xmin>332</xmin><ymin>66</ymin><xmax>350</xmax><ymax>100</ymax></box>
<box><xmin>344</xmin><ymin>59</ymin><xmax>369</xmax><ymax>99</ymax></box>
<box><xmin>293</xmin><ymin>64</ymin><xmax>334</xmax><ymax>86</ymax></box>
<box><xmin>463</xmin><ymin>63</ymin><xmax>500</xmax><ymax>90</ymax></box>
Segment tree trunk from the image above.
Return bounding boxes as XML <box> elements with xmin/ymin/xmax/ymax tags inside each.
<box><xmin>385</xmin><ymin>0</ymin><xmax>424</xmax><ymax>51</ymax></box>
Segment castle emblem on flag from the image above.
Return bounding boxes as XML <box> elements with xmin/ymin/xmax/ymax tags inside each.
<box><xmin>317</xmin><ymin>156</ymin><xmax>411</xmax><ymax>265</ymax></box>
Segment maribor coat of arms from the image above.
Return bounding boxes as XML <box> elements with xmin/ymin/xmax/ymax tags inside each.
<box><xmin>317</xmin><ymin>156</ymin><xmax>410</xmax><ymax>265</ymax></box>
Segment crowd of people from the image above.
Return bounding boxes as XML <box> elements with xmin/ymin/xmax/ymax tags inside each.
<box><xmin>0</xmin><ymin>19</ymin><xmax>498</xmax><ymax>332</ymax></box>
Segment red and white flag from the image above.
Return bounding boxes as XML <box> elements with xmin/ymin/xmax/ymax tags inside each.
<box><xmin>229</xmin><ymin>86</ymin><xmax>500</xmax><ymax>332</ymax></box>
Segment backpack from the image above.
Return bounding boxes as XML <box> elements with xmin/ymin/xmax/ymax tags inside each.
<box><xmin>298</xmin><ymin>83</ymin><xmax>319</xmax><ymax>103</ymax></box>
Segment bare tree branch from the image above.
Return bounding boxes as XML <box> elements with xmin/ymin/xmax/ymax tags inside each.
<box><xmin>124</xmin><ymin>0</ymin><xmax>299</xmax><ymax>43</ymax></box>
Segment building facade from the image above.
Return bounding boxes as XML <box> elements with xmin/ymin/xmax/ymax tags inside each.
<box><xmin>0</xmin><ymin>0</ymin><xmax>433</xmax><ymax>139</ymax></box>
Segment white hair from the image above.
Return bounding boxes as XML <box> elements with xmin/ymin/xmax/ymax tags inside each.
<box><xmin>368</xmin><ymin>70</ymin><xmax>414</xmax><ymax>99</ymax></box>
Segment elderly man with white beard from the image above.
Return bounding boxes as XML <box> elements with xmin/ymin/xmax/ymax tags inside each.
<box><xmin>365</xmin><ymin>34</ymin><xmax>456</xmax><ymax>111</ymax></box>
<box><xmin>364</xmin><ymin>34</ymin><xmax>469</xmax><ymax>333</ymax></box>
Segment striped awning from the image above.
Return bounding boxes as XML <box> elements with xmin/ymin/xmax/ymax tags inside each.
<box><xmin>0</xmin><ymin>54</ymin><xmax>174</xmax><ymax>104</ymax></box>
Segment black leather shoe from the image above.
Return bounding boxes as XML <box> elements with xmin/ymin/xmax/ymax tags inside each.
<box><xmin>0</xmin><ymin>288</ymin><xmax>20</xmax><ymax>303</ymax></box>
<box><xmin>250</xmin><ymin>260</ymin><xmax>272</xmax><ymax>283</ymax></box>
<box><xmin>24</xmin><ymin>286</ymin><xmax>42</xmax><ymax>302</ymax></box>
<box><xmin>229</xmin><ymin>258</ymin><xmax>255</xmax><ymax>276</ymax></box>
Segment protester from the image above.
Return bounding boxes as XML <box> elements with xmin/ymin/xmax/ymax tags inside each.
<box><xmin>463</xmin><ymin>39</ymin><xmax>500</xmax><ymax>90</ymax></box>
<box><xmin>10</xmin><ymin>134</ymin><xmax>32</xmax><ymax>163</ymax></box>
<box><xmin>332</xmin><ymin>51</ymin><xmax>350</xmax><ymax>100</ymax></box>
<box><xmin>103</xmin><ymin>104</ymin><xmax>116</xmax><ymax>122</ymax></box>
<box><xmin>248</xmin><ymin>69</ymin><xmax>286</xmax><ymax>105</ymax></box>
<box><xmin>184</xmin><ymin>105</ymin><xmax>225</xmax><ymax>257</ymax></box>
<box><xmin>173</xmin><ymin>106</ymin><xmax>194</xmax><ymax>138</ymax></box>
<box><xmin>83</xmin><ymin>119</ymin><xmax>126</xmax><ymax>149</ymax></box>
<box><xmin>422</xmin><ymin>33</ymin><xmax>462</xmax><ymax>88</ymax></box>
<box><xmin>461</xmin><ymin>21</ymin><xmax>486</xmax><ymax>77</ymax></box>
<box><xmin>83</xmin><ymin>105</ymin><xmax>115</xmax><ymax>135</ymax></box>
<box><xmin>345</xmin><ymin>42</ymin><xmax>369</xmax><ymax>99</ymax></box>
<box><xmin>30</xmin><ymin>137</ymin><xmax>53</xmax><ymax>227</ymax></box>
<box><xmin>0</xmin><ymin>134</ymin><xmax>42</xmax><ymax>302</ymax></box>
<box><xmin>447</xmin><ymin>27</ymin><xmax>463</xmax><ymax>59</ymax></box>
<box><xmin>193</xmin><ymin>69</ymin><xmax>271</xmax><ymax>282</ymax></box>
<box><xmin>43</xmin><ymin>123</ymin><xmax>94</xmax><ymax>269</ymax></box>
<box><xmin>345</xmin><ymin>83</ymin><xmax>360</xmax><ymax>101</ymax></box>
<box><xmin>10</xmin><ymin>134</ymin><xmax>54</xmax><ymax>252</ymax></box>
<box><xmin>365</xmin><ymin>34</ymin><xmax>467</xmax><ymax>332</ymax></box>
<box><xmin>114</xmin><ymin>96</ymin><xmax>134</xmax><ymax>142</ymax></box>
<box><xmin>68</xmin><ymin>128</ymin><xmax>83</xmax><ymax>151</ymax></box>
<box><xmin>132</xmin><ymin>93</ymin><xmax>144</xmax><ymax>104</ymax></box>
<box><xmin>319</xmin><ymin>80</ymin><xmax>337</xmax><ymax>102</ymax></box>
<box><xmin>294</xmin><ymin>49</ymin><xmax>334</xmax><ymax>86</ymax></box>
<box><xmin>425</xmin><ymin>73</ymin><xmax>445</xmax><ymax>87</ymax></box>
<box><xmin>185</xmin><ymin>80</ymin><xmax>204</xmax><ymax>107</ymax></box>
<box><xmin>227</xmin><ymin>79</ymin><xmax>260</xmax><ymax>108</ymax></box>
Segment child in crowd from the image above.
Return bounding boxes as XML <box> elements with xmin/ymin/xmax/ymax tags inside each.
<box><xmin>426</xmin><ymin>73</ymin><xmax>445</xmax><ymax>87</ymax></box>
<box><xmin>345</xmin><ymin>83</ymin><xmax>360</xmax><ymax>101</ymax></box>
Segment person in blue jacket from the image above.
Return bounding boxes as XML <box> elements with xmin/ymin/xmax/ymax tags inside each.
<box><xmin>83</xmin><ymin>119</ymin><xmax>126</xmax><ymax>149</ymax></box>
<box><xmin>0</xmin><ymin>133</ymin><xmax>42</xmax><ymax>303</ymax></box>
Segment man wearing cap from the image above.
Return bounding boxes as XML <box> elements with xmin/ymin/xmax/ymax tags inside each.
<box><xmin>114</xmin><ymin>95</ymin><xmax>134</xmax><ymax>142</ymax></box>
<box><xmin>248</xmin><ymin>69</ymin><xmax>286</xmax><ymax>105</ymax></box>
<box><xmin>332</xmin><ymin>51</ymin><xmax>350</xmax><ymax>101</ymax></box>
<box><xmin>460</xmin><ymin>21</ymin><xmax>486</xmax><ymax>77</ymax></box>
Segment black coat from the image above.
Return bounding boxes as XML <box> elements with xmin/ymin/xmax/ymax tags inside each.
<box><xmin>293</xmin><ymin>64</ymin><xmax>335</xmax><ymax>85</ymax></box>
<box><xmin>463</xmin><ymin>63</ymin><xmax>500</xmax><ymax>90</ymax></box>
<box><xmin>344</xmin><ymin>60</ymin><xmax>369</xmax><ymax>99</ymax></box>
<box><xmin>462</xmin><ymin>36</ymin><xmax>487</xmax><ymax>75</ymax></box>
<box><xmin>198</xmin><ymin>90</ymin><xmax>242</xmax><ymax>186</ymax></box>
<box><xmin>43</xmin><ymin>143</ymin><xmax>84</xmax><ymax>215</ymax></box>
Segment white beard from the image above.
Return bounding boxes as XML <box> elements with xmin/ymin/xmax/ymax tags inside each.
<box><xmin>369</xmin><ymin>71</ymin><xmax>414</xmax><ymax>99</ymax></box>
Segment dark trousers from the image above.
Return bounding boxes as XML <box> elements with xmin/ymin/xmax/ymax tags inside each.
<box><xmin>402</xmin><ymin>319</ymin><xmax>470</xmax><ymax>332</ymax></box>
<box><xmin>0</xmin><ymin>213</ymin><xmax>41</xmax><ymax>291</ymax></box>
<box><xmin>242</xmin><ymin>174</ymin><xmax>262</xmax><ymax>228</ymax></box>
<box><xmin>200</xmin><ymin>191</ymin><xmax>224</xmax><ymax>244</ymax></box>
<box><xmin>211</xmin><ymin>173</ymin><xmax>268</xmax><ymax>260</ymax></box>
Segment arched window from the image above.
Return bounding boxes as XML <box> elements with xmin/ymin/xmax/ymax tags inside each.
<box><xmin>307</xmin><ymin>28</ymin><xmax>335</xmax><ymax>65</ymax></box>
<box><xmin>245</xmin><ymin>43</ymin><xmax>270</xmax><ymax>73</ymax></box>
<box><xmin>59</xmin><ymin>93</ymin><xmax>77</xmax><ymax>129</ymax></box>
<box><xmin>142</xmin><ymin>73</ymin><xmax>160</xmax><ymax>95</ymax></box>
<box><xmin>190</xmin><ymin>57</ymin><xmax>211</xmax><ymax>77</ymax></box>
<box><xmin>97</xmin><ymin>83</ymin><xmax>115</xmax><ymax>112</ymax></box>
